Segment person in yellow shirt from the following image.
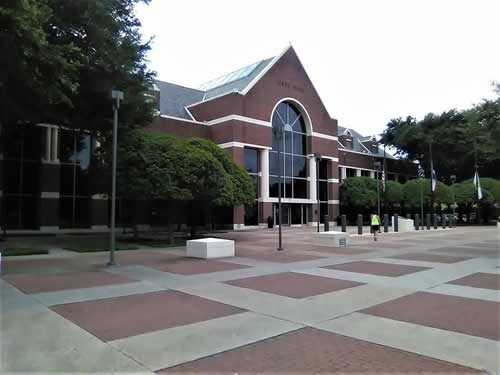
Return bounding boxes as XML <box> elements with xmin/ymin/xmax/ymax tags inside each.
<box><xmin>371</xmin><ymin>212</ymin><xmax>381</xmax><ymax>241</ymax></box>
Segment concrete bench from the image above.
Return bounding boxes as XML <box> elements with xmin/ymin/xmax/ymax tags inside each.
<box><xmin>186</xmin><ymin>238</ymin><xmax>235</xmax><ymax>259</ymax></box>
<box><xmin>313</xmin><ymin>231</ymin><xmax>351</xmax><ymax>247</ymax></box>
<box><xmin>393</xmin><ymin>217</ymin><xmax>415</xmax><ymax>232</ymax></box>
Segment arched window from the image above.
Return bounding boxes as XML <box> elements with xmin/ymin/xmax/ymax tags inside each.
<box><xmin>269</xmin><ymin>101</ymin><xmax>307</xmax><ymax>198</ymax></box>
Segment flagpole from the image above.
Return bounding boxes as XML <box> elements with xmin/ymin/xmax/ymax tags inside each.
<box><xmin>429</xmin><ymin>142</ymin><xmax>434</xmax><ymax>218</ymax></box>
<box><xmin>474</xmin><ymin>142</ymin><xmax>480</xmax><ymax>225</ymax></box>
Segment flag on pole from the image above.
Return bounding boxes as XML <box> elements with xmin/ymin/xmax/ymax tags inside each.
<box><xmin>473</xmin><ymin>171</ymin><xmax>483</xmax><ymax>200</ymax></box>
<box><xmin>381</xmin><ymin>170</ymin><xmax>386</xmax><ymax>192</ymax></box>
<box><xmin>431</xmin><ymin>169</ymin><xmax>437</xmax><ymax>192</ymax></box>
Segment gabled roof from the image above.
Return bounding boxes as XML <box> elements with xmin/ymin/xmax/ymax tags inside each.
<box><xmin>154</xmin><ymin>80</ymin><xmax>204</xmax><ymax>119</ymax></box>
<box><xmin>338</xmin><ymin>126</ymin><xmax>395</xmax><ymax>159</ymax></box>
<box><xmin>200</xmin><ymin>58</ymin><xmax>274</xmax><ymax>100</ymax></box>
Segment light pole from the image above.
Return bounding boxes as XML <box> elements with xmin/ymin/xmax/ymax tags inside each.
<box><xmin>374</xmin><ymin>161</ymin><xmax>381</xmax><ymax>217</ymax></box>
<box><xmin>108</xmin><ymin>89</ymin><xmax>124</xmax><ymax>266</ymax></box>
<box><xmin>314</xmin><ymin>152</ymin><xmax>322</xmax><ymax>232</ymax></box>
<box><xmin>418</xmin><ymin>162</ymin><xmax>425</xmax><ymax>230</ymax></box>
<box><xmin>273</xmin><ymin>123</ymin><xmax>284</xmax><ymax>251</ymax></box>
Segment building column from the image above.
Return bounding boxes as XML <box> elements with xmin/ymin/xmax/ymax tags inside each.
<box><xmin>228</xmin><ymin>147</ymin><xmax>245</xmax><ymax>229</ymax></box>
<box><xmin>355</xmin><ymin>168</ymin><xmax>362</xmax><ymax>177</ymax></box>
<box><xmin>90</xmin><ymin>194</ymin><xmax>109</xmax><ymax>230</ymax></box>
<box><xmin>308</xmin><ymin>155</ymin><xmax>317</xmax><ymax>202</ymax></box>
<box><xmin>260</xmin><ymin>148</ymin><xmax>269</xmax><ymax>200</ymax></box>
<box><xmin>341</xmin><ymin>166</ymin><xmax>347</xmax><ymax>181</ymax></box>
<box><xmin>327</xmin><ymin>159</ymin><xmax>340</xmax><ymax>223</ymax></box>
<box><xmin>51</xmin><ymin>127</ymin><xmax>59</xmax><ymax>162</ymax></box>
<box><xmin>370</xmin><ymin>170</ymin><xmax>375</xmax><ymax>179</ymax></box>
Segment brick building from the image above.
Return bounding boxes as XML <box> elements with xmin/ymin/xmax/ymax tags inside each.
<box><xmin>0</xmin><ymin>45</ymin><xmax>416</xmax><ymax>233</ymax></box>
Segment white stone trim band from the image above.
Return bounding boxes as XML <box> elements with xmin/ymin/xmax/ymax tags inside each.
<box><xmin>328</xmin><ymin>200</ymin><xmax>340</xmax><ymax>204</ymax></box>
<box><xmin>312</xmin><ymin>132</ymin><xmax>338</xmax><ymax>141</ymax></box>
<box><xmin>218</xmin><ymin>142</ymin><xmax>272</xmax><ymax>150</ymax></box>
<box><xmin>328</xmin><ymin>178</ymin><xmax>340</xmax><ymax>183</ymax></box>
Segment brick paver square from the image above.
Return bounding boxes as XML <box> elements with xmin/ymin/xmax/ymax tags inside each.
<box><xmin>225</xmin><ymin>272</ymin><xmax>364</xmax><ymax>298</ymax></box>
<box><xmin>51</xmin><ymin>290</ymin><xmax>244</xmax><ymax>341</ymax></box>
<box><xmin>236</xmin><ymin>248</ymin><xmax>324</xmax><ymax>263</ymax></box>
<box><xmin>3</xmin><ymin>271</ymin><xmax>135</xmax><ymax>294</ymax></box>
<box><xmin>388</xmin><ymin>252</ymin><xmax>471</xmax><ymax>263</ymax></box>
<box><xmin>448</xmin><ymin>273</ymin><xmax>500</xmax><ymax>290</ymax></box>
<box><xmin>159</xmin><ymin>328</ymin><xmax>479</xmax><ymax>373</ymax></box>
<box><xmin>1</xmin><ymin>258</ymin><xmax>78</xmax><ymax>276</ymax></box>
<box><xmin>145</xmin><ymin>258</ymin><xmax>250</xmax><ymax>275</ymax></box>
<box><xmin>361</xmin><ymin>291</ymin><xmax>500</xmax><ymax>340</ymax></box>
<box><xmin>323</xmin><ymin>261</ymin><xmax>430</xmax><ymax>277</ymax></box>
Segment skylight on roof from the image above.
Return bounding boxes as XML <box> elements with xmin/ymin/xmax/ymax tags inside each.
<box><xmin>199</xmin><ymin>61</ymin><xmax>261</xmax><ymax>91</ymax></box>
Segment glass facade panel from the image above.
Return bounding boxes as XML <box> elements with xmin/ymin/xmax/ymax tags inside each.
<box><xmin>319</xmin><ymin>159</ymin><xmax>328</xmax><ymax>180</ymax></box>
<box><xmin>319</xmin><ymin>181</ymin><xmax>328</xmax><ymax>202</ymax></box>
<box><xmin>293</xmin><ymin>179</ymin><xmax>307</xmax><ymax>198</ymax></box>
<box><xmin>293</xmin><ymin>156</ymin><xmax>306</xmax><ymax>177</ymax></box>
<box><xmin>269</xmin><ymin>101</ymin><xmax>308</xmax><ymax>199</ymax></box>
<box><xmin>59</xmin><ymin>130</ymin><xmax>92</xmax><ymax>228</ymax></box>
<box><xmin>244</xmin><ymin>147</ymin><xmax>259</xmax><ymax>174</ymax></box>
<box><xmin>4</xmin><ymin>125</ymin><xmax>41</xmax><ymax>229</ymax></box>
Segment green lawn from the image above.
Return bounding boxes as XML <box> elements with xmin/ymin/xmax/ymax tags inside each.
<box><xmin>63</xmin><ymin>239</ymin><xmax>139</xmax><ymax>253</ymax></box>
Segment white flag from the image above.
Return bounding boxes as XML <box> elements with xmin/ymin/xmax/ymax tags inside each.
<box><xmin>431</xmin><ymin>169</ymin><xmax>437</xmax><ymax>192</ymax></box>
<box><xmin>473</xmin><ymin>171</ymin><xmax>483</xmax><ymax>200</ymax></box>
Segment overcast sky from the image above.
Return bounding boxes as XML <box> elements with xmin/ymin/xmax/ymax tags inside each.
<box><xmin>136</xmin><ymin>0</ymin><xmax>500</xmax><ymax>136</ymax></box>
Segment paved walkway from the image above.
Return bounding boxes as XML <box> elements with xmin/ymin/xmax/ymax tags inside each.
<box><xmin>1</xmin><ymin>226</ymin><xmax>499</xmax><ymax>373</ymax></box>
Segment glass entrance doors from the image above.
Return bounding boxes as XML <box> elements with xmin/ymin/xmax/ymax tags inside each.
<box><xmin>273</xmin><ymin>204</ymin><xmax>308</xmax><ymax>226</ymax></box>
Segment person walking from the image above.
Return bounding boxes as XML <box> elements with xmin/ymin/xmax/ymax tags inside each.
<box><xmin>371</xmin><ymin>212</ymin><xmax>381</xmax><ymax>241</ymax></box>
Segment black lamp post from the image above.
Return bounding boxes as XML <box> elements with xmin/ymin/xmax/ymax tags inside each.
<box><xmin>314</xmin><ymin>152</ymin><xmax>322</xmax><ymax>232</ymax></box>
<box><xmin>450</xmin><ymin>174</ymin><xmax>456</xmax><ymax>222</ymax></box>
<box><xmin>417</xmin><ymin>162</ymin><xmax>425</xmax><ymax>230</ymax></box>
<box><xmin>373</xmin><ymin>161</ymin><xmax>382</xmax><ymax>217</ymax></box>
<box><xmin>273</xmin><ymin>123</ymin><xmax>284</xmax><ymax>251</ymax></box>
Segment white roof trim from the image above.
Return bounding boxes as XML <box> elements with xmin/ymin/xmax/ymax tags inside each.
<box><xmin>218</xmin><ymin>142</ymin><xmax>271</xmax><ymax>150</ymax></box>
<box><xmin>241</xmin><ymin>44</ymin><xmax>292</xmax><ymax>95</ymax></box>
<box><xmin>208</xmin><ymin>115</ymin><xmax>271</xmax><ymax>127</ymax></box>
<box><xmin>186</xmin><ymin>89</ymin><xmax>242</xmax><ymax>109</ymax></box>
<box><xmin>357</xmin><ymin>139</ymin><xmax>372</xmax><ymax>153</ymax></box>
<box><xmin>312</xmin><ymin>132</ymin><xmax>338</xmax><ymax>141</ymax></box>
<box><xmin>159</xmin><ymin>114</ymin><xmax>205</xmax><ymax>125</ymax></box>
<box><xmin>184</xmin><ymin>106</ymin><xmax>196</xmax><ymax>121</ymax></box>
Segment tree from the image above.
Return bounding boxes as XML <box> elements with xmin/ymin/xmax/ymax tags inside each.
<box><xmin>385</xmin><ymin>180</ymin><xmax>403</xmax><ymax>205</ymax></box>
<box><xmin>340</xmin><ymin>177</ymin><xmax>378</xmax><ymax>209</ymax></box>
<box><xmin>381</xmin><ymin>85</ymin><xmax>500</xmax><ymax>181</ymax></box>
<box><xmin>117</xmin><ymin>132</ymin><xmax>256</xmax><ymax>238</ymax></box>
<box><xmin>0</xmin><ymin>0</ymin><xmax>155</xmax><ymax>130</ymax></box>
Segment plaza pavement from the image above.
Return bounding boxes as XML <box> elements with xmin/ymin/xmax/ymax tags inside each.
<box><xmin>1</xmin><ymin>226</ymin><xmax>499</xmax><ymax>373</ymax></box>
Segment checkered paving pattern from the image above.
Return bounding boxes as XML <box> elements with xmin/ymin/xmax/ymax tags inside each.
<box><xmin>447</xmin><ymin>273</ymin><xmax>500</xmax><ymax>290</ymax></box>
<box><xmin>432</xmin><ymin>246</ymin><xmax>499</xmax><ymax>257</ymax></box>
<box><xmin>361</xmin><ymin>291</ymin><xmax>500</xmax><ymax>340</ymax></box>
<box><xmin>323</xmin><ymin>261</ymin><xmax>431</xmax><ymax>276</ymax></box>
<box><xmin>145</xmin><ymin>258</ymin><xmax>250</xmax><ymax>275</ymax></box>
<box><xmin>236</xmin><ymin>248</ymin><xmax>324</xmax><ymax>263</ymax></box>
<box><xmin>51</xmin><ymin>291</ymin><xmax>244</xmax><ymax>341</ymax></box>
<box><xmin>388</xmin><ymin>252</ymin><xmax>472</xmax><ymax>263</ymax></box>
<box><xmin>2</xmin><ymin>271</ymin><xmax>135</xmax><ymax>294</ymax></box>
<box><xmin>225</xmin><ymin>272</ymin><xmax>364</xmax><ymax>298</ymax></box>
<box><xmin>4</xmin><ymin>226</ymin><xmax>498</xmax><ymax>373</ymax></box>
<box><xmin>159</xmin><ymin>328</ymin><xmax>480</xmax><ymax>373</ymax></box>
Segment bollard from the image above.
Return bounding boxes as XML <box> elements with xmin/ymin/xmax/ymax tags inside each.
<box><xmin>433</xmin><ymin>214</ymin><xmax>438</xmax><ymax>229</ymax></box>
<box><xmin>394</xmin><ymin>214</ymin><xmax>399</xmax><ymax>232</ymax></box>
<box><xmin>324</xmin><ymin>215</ymin><xmax>329</xmax><ymax>232</ymax></box>
<box><xmin>426</xmin><ymin>213</ymin><xmax>431</xmax><ymax>230</ymax></box>
<box><xmin>447</xmin><ymin>214</ymin><xmax>452</xmax><ymax>228</ymax></box>
<box><xmin>415</xmin><ymin>214</ymin><xmax>420</xmax><ymax>230</ymax></box>
<box><xmin>441</xmin><ymin>214</ymin><xmax>446</xmax><ymax>229</ymax></box>
<box><xmin>341</xmin><ymin>215</ymin><xmax>347</xmax><ymax>233</ymax></box>
<box><xmin>357</xmin><ymin>214</ymin><xmax>363</xmax><ymax>235</ymax></box>
<box><xmin>383</xmin><ymin>214</ymin><xmax>389</xmax><ymax>233</ymax></box>
<box><xmin>406</xmin><ymin>214</ymin><xmax>411</xmax><ymax>220</ymax></box>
